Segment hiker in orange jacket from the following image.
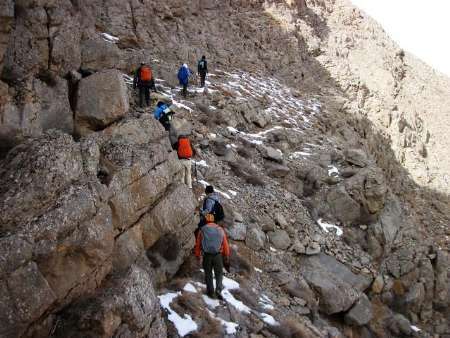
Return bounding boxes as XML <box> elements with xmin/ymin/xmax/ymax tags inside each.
<box><xmin>176</xmin><ymin>135</ymin><xmax>193</xmax><ymax>188</ymax></box>
<box><xmin>133</xmin><ymin>62</ymin><xmax>156</xmax><ymax>108</ymax></box>
<box><xmin>195</xmin><ymin>214</ymin><xmax>230</xmax><ymax>299</ymax></box>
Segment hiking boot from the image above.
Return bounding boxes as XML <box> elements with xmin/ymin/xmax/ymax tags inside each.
<box><xmin>215</xmin><ymin>291</ymin><xmax>224</xmax><ymax>301</ymax></box>
<box><xmin>206</xmin><ymin>291</ymin><xmax>216</xmax><ymax>299</ymax></box>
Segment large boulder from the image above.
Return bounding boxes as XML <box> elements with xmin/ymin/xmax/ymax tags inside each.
<box><xmin>245</xmin><ymin>227</ymin><xmax>266</xmax><ymax>251</ymax></box>
<box><xmin>344</xmin><ymin>148</ymin><xmax>369</xmax><ymax>167</ymax></box>
<box><xmin>326</xmin><ymin>186</ymin><xmax>361</xmax><ymax>225</ymax></box>
<box><xmin>76</xmin><ymin>69</ymin><xmax>129</xmax><ymax>133</ymax></box>
<box><xmin>260</xmin><ymin>145</ymin><xmax>284</xmax><ymax>163</ymax></box>
<box><xmin>345</xmin><ymin>293</ymin><xmax>373</xmax><ymax>326</ymax></box>
<box><xmin>268</xmin><ymin>229</ymin><xmax>291</xmax><ymax>250</ymax></box>
<box><xmin>81</xmin><ymin>37</ymin><xmax>121</xmax><ymax>71</ymax></box>
<box><xmin>299</xmin><ymin>254</ymin><xmax>373</xmax><ymax>314</ymax></box>
<box><xmin>54</xmin><ymin>265</ymin><xmax>167</xmax><ymax>338</ymax></box>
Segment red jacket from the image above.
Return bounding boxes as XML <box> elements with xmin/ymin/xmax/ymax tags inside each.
<box><xmin>195</xmin><ymin>223</ymin><xmax>230</xmax><ymax>258</ymax></box>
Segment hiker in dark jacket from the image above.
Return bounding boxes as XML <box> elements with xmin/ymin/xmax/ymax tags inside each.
<box><xmin>197</xmin><ymin>55</ymin><xmax>208</xmax><ymax>88</ymax></box>
<box><xmin>195</xmin><ymin>185</ymin><xmax>224</xmax><ymax>238</ymax></box>
<box><xmin>195</xmin><ymin>213</ymin><xmax>230</xmax><ymax>299</ymax></box>
<box><xmin>177</xmin><ymin>63</ymin><xmax>192</xmax><ymax>97</ymax></box>
<box><xmin>133</xmin><ymin>62</ymin><xmax>156</xmax><ymax>108</ymax></box>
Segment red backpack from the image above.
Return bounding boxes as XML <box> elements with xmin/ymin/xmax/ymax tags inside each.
<box><xmin>177</xmin><ymin>137</ymin><xmax>193</xmax><ymax>159</ymax></box>
<box><xmin>140</xmin><ymin>66</ymin><xmax>152</xmax><ymax>81</ymax></box>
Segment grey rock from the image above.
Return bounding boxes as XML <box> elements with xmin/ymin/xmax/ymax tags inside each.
<box><xmin>274</xmin><ymin>212</ymin><xmax>289</xmax><ymax>228</ymax></box>
<box><xmin>76</xmin><ymin>69</ymin><xmax>130</xmax><ymax>133</ymax></box>
<box><xmin>344</xmin><ymin>148</ymin><xmax>368</xmax><ymax>167</ymax></box>
<box><xmin>81</xmin><ymin>37</ymin><xmax>121</xmax><ymax>71</ymax></box>
<box><xmin>268</xmin><ymin>230</ymin><xmax>291</xmax><ymax>250</ymax></box>
<box><xmin>327</xmin><ymin>186</ymin><xmax>361</xmax><ymax>224</ymax></box>
<box><xmin>245</xmin><ymin>227</ymin><xmax>265</xmax><ymax>251</ymax></box>
<box><xmin>299</xmin><ymin>253</ymin><xmax>373</xmax><ymax>314</ymax></box>
<box><xmin>260</xmin><ymin>145</ymin><xmax>283</xmax><ymax>163</ymax></box>
<box><xmin>226</xmin><ymin>222</ymin><xmax>247</xmax><ymax>241</ymax></box>
<box><xmin>305</xmin><ymin>242</ymin><xmax>321</xmax><ymax>255</ymax></box>
<box><xmin>345</xmin><ymin>293</ymin><xmax>373</xmax><ymax>326</ymax></box>
<box><xmin>265</xmin><ymin>161</ymin><xmax>290</xmax><ymax>178</ymax></box>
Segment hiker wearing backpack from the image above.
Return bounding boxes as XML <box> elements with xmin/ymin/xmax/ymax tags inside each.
<box><xmin>195</xmin><ymin>213</ymin><xmax>230</xmax><ymax>299</ymax></box>
<box><xmin>176</xmin><ymin>135</ymin><xmax>193</xmax><ymax>188</ymax></box>
<box><xmin>133</xmin><ymin>62</ymin><xmax>156</xmax><ymax>108</ymax></box>
<box><xmin>195</xmin><ymin>185</ymin><xmax>225</xmax><ymax>238</ymax></box>
<box><xmin>153</xmin><ymin>101</ymin><xmax>174</xmax><ymax>131</ymax></box>
<box><xmin>177</xmin><ymin>63</ymin><xmax>192</xmax><ymax>97</ymax></box>
<box><xmin>197</xmin><ymin>55</ymin><xmax>208</xmax><ymax>88</ymax></box>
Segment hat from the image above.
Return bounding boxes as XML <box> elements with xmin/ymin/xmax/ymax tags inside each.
<box><xmin>205</xmin><ymin>185</ymin><xmax>214</xmax><ymax>194</ymax></box>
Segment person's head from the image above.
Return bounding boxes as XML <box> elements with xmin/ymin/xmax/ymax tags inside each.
<box><xmin>205</xmin><ymin>185</ymin><xmax>214</xmax><ymax>195</ymax></box>
<box><xmin>157</xmin><ymin>101</ymin><xmax>165</xmax><ymax>107</ymax></box>
<box><xmin>140</xmin><ymin>61</ymin><xmax>146</xmax><ymax>66</ymax></box>
<box><xmin>205</xmin><ymin>213</ymin><xmax>215</xmax><ymax>224</ymax></box>
<box><xmin>201</xmin><ymin>55</ymin><xmax>206</xmax><ymax>60</ymax></box>
<box><xmin>182</xmin><ymin>63</ymin><xmax>188</xmax><ymax>68</ymax></box>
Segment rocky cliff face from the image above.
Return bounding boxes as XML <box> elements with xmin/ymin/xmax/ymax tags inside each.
<box><xmin>0</xmin><ymin>0</ymin><xmax>448</xmax><ymax>337</ymax></box>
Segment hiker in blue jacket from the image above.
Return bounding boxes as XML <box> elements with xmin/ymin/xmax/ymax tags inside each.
<box><xmin>177</xmin><ymin>63</ymin><xmax>192</xmax><ymax>97</ymax></box>
<box><xmin>153</xmin><ymin>101</ymin><xmax>174</xmax><ymax>131</ymax></box>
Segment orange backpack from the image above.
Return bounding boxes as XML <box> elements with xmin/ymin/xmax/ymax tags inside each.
<box><xmin>140</xmin><ymin>66</ymin><xmax>152</xmax><ymax>81</ymax></box>
<box><xmin>177</xmin><ymin>137</ymin><xmax>193</xmax><ymax>159</ymax></box>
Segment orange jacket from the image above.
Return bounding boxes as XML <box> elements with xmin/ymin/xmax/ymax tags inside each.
<box><xmin>195</xmin><ymin>223</ymin><xmax>230</xmax><ymax>258</ymax></box>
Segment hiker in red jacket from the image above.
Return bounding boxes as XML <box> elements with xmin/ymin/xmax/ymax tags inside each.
<box><xmin>176</xmin><ymin>135</ymin><xmax>193</xmax><ymax>188</ymax></box>
<box><xmin>195</xmin><ymin>214</ymin><xmax>231</xmax><ymax>299</ymax></box>
<box><xmin>133</xmin><ymin>62</ymin><xmax>156</xmax><ymax>108</ymax></box>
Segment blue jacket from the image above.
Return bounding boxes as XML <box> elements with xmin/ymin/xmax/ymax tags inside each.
<box><xmin>177</xmin><ymin>65</ymin><xmax>191</xmax><ymax>86</ymax></box>
<box><xmin>154</xmin><ymin>104</ymin><xmax>169</xmax><ymax>120</ymax></box>
<box><xmin>201</xmin><ymin>193</ymin><xmax>220</xmax><ymax>216</ymax></box>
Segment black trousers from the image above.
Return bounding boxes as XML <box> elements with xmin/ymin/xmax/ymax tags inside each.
<box><xmin>203</xmin><ymin>253</ymin><xmax>223</xmax><ymax>295</ymax></box>
<box><xmin>199</xmin><ymin>72</ymin><xmax>206</xmax><ymax>87</ymax></box>
<box><xmin>139</xmin><ymin>85</ymin><xmax>150</xmax><ymax>107</ymax></box>
<box><xmin>182</xmin><ymin>84</ymin><xmax>188</xmax><ymax>97</ymax></box>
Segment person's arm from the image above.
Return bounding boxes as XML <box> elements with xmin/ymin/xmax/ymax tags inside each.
<box><xmin>194</xmin><ymin>231</ymin><xmax>203</xmax><ymax>258</ymax></box>
<box><xmin>133</xmin><ymin>68</ymin><xmax>139</xmax><ymax>88</ymax></box>
<box><xmin>221</xmin><ymin>230</ymin><xmax>231</xmax><ymax>257</ymax></box>
<box><xmin>202</xmin><ymin>198</ymin><xmax>214</xmax><ymax>215</ymax></box>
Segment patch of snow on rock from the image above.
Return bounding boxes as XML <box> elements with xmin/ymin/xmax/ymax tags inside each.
<box><xmin>158</xmin><ymin>292</ymin><xmax>198</xmax><ymax>337</ymax></box>
<box><xmin>183</xmin><ymin>283</ymin><xmax>197</xmax><ymax>293</ymax></box>
<box><xmin>260</xmin><ymin>313</ymin><xmax>279</xmax><ymax>326</ymax></box>
<box><xmin>317</xmin><ymin>218</ymin><xmax>343</xmax><ymax>236</ymax></box>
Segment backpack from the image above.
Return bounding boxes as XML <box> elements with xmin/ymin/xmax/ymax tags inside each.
<box><xmin>178</xmin><ymin>67</ymin><xmax>189</xmax><ymax>83</ymax></box>
<box><xmin>201</xmin><ymin>224</ymin><xmax>224</xmax><ymax>254</ymax></box>
<box><xmin>211</xmin><ymin>199</ymin><xmax>224</xmax><ymax>222</ymax></box>
<box><xmin>140</xmin><ymin>66</ymin><xmax>152</xmax><ymax>82</ymax></box>
<box><xmin>198</xmin><ymin>60</ymin><xmax>206</xmax><ymax>71</ymax></box>
<box><xmin>177</xmin><ymin>136</ymin><xmax>193</xmax><ymax>159</ymax></box>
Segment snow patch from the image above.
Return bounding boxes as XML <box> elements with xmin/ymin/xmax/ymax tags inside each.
<box><xmin>254</xmin><ymin>267</ymin><xmax>263</xmax><ymax>273</ymax></box>
<box><xmin>411</xmin><ymin>325</ymin><xmax>421</xmax><ymax>332</ymax></box>
<box><xmin>317</xmin><ymin>218</ymin><xmax>343</xmax><ymax>236</ymax></box>
<box><xmin>328</xmin><ymin>165</ymin><xmax>339</xmax><ymax>176</ymax></box>
<box><xmin>202</xmin><ymin>295</ymin><xmax>220</xmax><ymax>309</ymax></box>
<box><xmin>158</xmin><ymin>292</ymin><xmax>198</xmax><ymax>337</ymax></box>
<box><xmin>260</xmin><ymin>313</ymin><xmax>279</xmax><ymax>326</ymax></box>
<box><xmin>194</xmin><ymin>160</ymin><xmax>209</xmax><ymax>168</ymax></box>
<box><xmin>101</xmin><ymin>32</ymin><xmax>119</xmax><ymax>43</ymax></box>
<box><xmin>221</xmin><ymin>289</ymin><xmax>251</xmax><ymax>314</ymax></box>
<box><xmin>183</xmin><ymin>283</ymin><xmax>197</xmax><ymax>293</ymax></box>
<box><xmin>228</xmin><ymin>189</ymin><xmax>238</xmax><ymax>196</ymax></box>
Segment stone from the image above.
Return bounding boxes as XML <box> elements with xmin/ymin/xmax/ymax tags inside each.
<box><xmin>274</xmin><ymin>212</ymin><xmax>289</xmax><ymax>228</ymax></box>
<box><xmin>245</xmin><ymin>227</ymin><xmax>266</xmax><ymax>251</ymax></box>
<box><xmin>260</xmin><ymin>145</ymin><xmax>283</xmax><ymax>163</ymax></box>
<box><xmin>233</xmin><ymin>211</ymin><xmax>244</xmax><ymax>223</ymax></box>
<box><xmin>371</xmin><ymin>275</ymin><xmax>384</xmax><ymax>294</ymax></box>
<box><xmin>299</xmin><ymin>254</ymin><xmax>373</xmax><ymax>314</ymax></box>
<box><xmin>306</xmin><ymin>242</ymin><xmax>321</xmax><ymax>255</ymax></box>
<box><xmin>265</xmin><ymin>161</ymin><xmax>290</xmax><ymax>177</ymax></box>
<box><xmin>344</xmin><ymin>148</ymin><xmax>369</xmax><ymax>167</ymax></box>
<box><xmin>345</xmin><ymin>293</ymin><xmax>373</xmax><ymax>326</ymax></box>
<box><xmin>76</xmin><ymin>69</ymin><xmax>129</xmax><ymax>133</ymax></box>
<box><xmin>81</xmin><ymin>37</ymin><xmax>121</xmax><ymax>71</ymax></box>
<box><xmin>290</xmin><ymin>240</ymin><xmax>306</xmax><ymax>254</ymax></box>
<box><xmin>268</xmin><ymin>230</ymin><xmax>291</xmax><ymax>250</ymax></box>
<box><xmin>226</xmin><ymin>222</ymin><xmax>247</xmax><ymax>241</ymax></box>
<box><xmin>327</xmin><ymin>186</ymin><xmax>361</xmax><ymax>224</ymax></box>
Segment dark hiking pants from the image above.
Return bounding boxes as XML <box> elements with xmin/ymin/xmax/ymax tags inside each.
<box><xmin>203</xmin><ymin>253</ymin><xmax>223</xmax><ymax>295</ymax></box>
<box><xmin>139</xmin><ymin>85</ymin><xmax>150</xmax><ymax>107</ymax></box>
<box><xmin>182</xmin><ymin>84</ymin><xmax>188</xmax><ymax>97</ymax></box>
<box><xmin>199</xmin><ymin>72</ymin><xmax>206</xmax><ymax>87</ymax></box>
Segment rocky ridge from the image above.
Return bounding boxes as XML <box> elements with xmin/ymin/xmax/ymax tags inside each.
<box><xmin>0</xmin><ymin>0</ymin><xmax>449</xmax><ymax>337</ymax></box>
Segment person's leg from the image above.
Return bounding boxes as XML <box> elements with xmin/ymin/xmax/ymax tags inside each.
<box><xmin>201</xmin><ymin>73</ymin><xmax>206</xmax><ymax>87</ymax></box>
<box><xmin>203</xmin><ymin>254</ymin><xmax>214</xmax><ymax>296</ymax></box>
<box><xmin>182</xmin><ymin>84</ymin><xmax>187</xmax><ymax>97</ymax></box>
<box><xmin>186</xmin><ymin>159</ymin><xmax>192</xmax><ymax>188</ymax></box>
<box><xmin>213</xmin><ymin>254</ymin><xmax>224</xmax><ymax>295</ymax></box>
<box><xmin>139</xmin><ymin>86</ymin><xmax>145</xmax><ymax>107</ymax></box>
<box><xmin>181</xmin><ymin>160</ymin><xmax>188</xmax><ymax>186</ymax></box>
<box><xmin>145</xmin><ymin>86</ymin><xmax>150</xmax><ymax>107</ymax></box>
